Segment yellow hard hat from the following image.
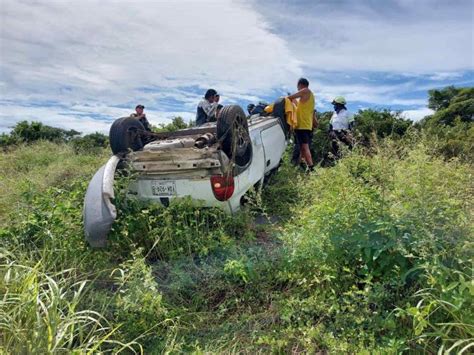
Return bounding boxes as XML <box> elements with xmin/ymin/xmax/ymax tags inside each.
<box><xmin>332</xmin><ymin>96</ymin><xmax>346</xmax><ymax>105</ymax></box>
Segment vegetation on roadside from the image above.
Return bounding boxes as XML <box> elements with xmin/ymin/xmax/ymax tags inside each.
<box><xmin>0</xmin><ymin>86</ymin><xmax>472</xmax><ymax>353</ymax></box>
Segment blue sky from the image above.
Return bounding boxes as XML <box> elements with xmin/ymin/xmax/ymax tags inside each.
<box><xmin>0</xmin><ymin>0</ymin><xmax>473</xmax><ymax>133</ymax></box>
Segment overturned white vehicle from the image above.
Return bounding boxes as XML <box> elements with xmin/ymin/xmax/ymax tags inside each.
<box><xmin>84</xmin><ymin>101</ymin><xmax>290</xmax><ymax>247</ymax></box>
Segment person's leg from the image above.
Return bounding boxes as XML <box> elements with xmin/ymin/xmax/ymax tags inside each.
<box><xmin>291</xmin><ymin>134</ymin><xmax>300</xmax><ymax>165</ymax></box>
<box><xmin>340</xmin><ymin>130</ymin><xmax>354</xmax><ymax>150</ymax></box>
<box><xmin>300</xmin><ymin>143</ymin><xmax>313</xmax><ymax>167</ymax></box>
<box><xmin>333</xmin><ymin>131</ymin><xmax>344</xmax><ymax>159</ymax></box>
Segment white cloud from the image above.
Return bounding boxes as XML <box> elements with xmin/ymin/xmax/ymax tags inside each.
<box><xmin>401</xmin><ymin>107</ymin><xmax>434</xmax><ymax>122</ymax></box>
<box><xmin>0</xmin><ymin>103</ymin><xmax>196</xmax><ymax>134</ymax></box>
<box><xmin>311</xmin><ymin>80</ymin><xmax>428</xmax><ymax>109</ymax></box>
<box><xmin>0</xmin><ymin>0</ymin><xmax>471</xmax><ymax>133</ymax></box>
<box><xmin>251</xmin><ymin>0</ymin><xmax>473</xmax><ymax>73</ymax></box>
<box><xmin>428</xmin><ymin>72</ymin><xmax>464</xmax><ymax>81</ymax></box>
<box><xmin>0</xmin><ymin>0</ymin><xmax>302</xmax><ymax>132</ymax></box>
<box><xmin>1</xmin><ymin>0</ymin><xmax>301</xmax><ymax>94</ymax></box>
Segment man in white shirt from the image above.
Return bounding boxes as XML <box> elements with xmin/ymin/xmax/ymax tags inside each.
<box><xmin>196</xmin><ymin>89</ymin><xmax>220</xmax><ymax>126</ymax></box>
<box><xmin>329</xmin><ymin>96</ymin><xmax>354</xmax><ymax>157</ymax></box>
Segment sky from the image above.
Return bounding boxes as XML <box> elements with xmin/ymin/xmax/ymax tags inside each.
<box><xmin>0</xmin><ymin>0</ymin><xmax>473</xmax><ymax>134</ymax></box>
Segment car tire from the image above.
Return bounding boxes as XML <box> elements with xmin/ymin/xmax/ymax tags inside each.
<box><xmin>217</xmin><ymin>105</ymin><xmax>252</xmax><ymax>167</ymax></box>
<box><xmin>109</xmin><ymin>117</ymin><xmax>145</xmax><ymax>154</ymax></box>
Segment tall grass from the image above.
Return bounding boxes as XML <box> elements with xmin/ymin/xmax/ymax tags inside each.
<box><xmin>0</xmin><ymin>248</ymin><xmax>137</xmax><ymax>353</ymax></box>
<box><xmin>0</xmin><ymin>138</ymin><xmax>472</xmax><ymax>353</ymax></box>
<box><xmin>269</xmin><ymin>140</ymin><xmax>473</xmax><ymax>352</ymax></box>
<box><xmin>0</xmin><ymin>141</ymin><xmax>107</xmax><ymax>225</ymax></box>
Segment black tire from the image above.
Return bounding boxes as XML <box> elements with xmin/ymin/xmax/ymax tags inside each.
<box><xmin>109</xmin><ymin>117</ymin><xmax>145</xmax><ymax>154</ymax></box>
<box><xmin>217</xmin><ymin>105</ymin><xmax>252</xmax><ymax>167</ymax></box>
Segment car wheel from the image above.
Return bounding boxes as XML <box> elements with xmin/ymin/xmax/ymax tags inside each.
<box><xmin>109</xmin><ymin>117</ymin><xmax>145</xmax><ymax>154</ymax></box>
<box><xmin>217</xmin><ymin>105</ymin><xmax>252</xmax><ymax>167</ymax></box>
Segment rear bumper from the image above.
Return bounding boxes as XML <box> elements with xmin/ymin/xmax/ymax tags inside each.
<box><xmin>131</xmin><ymin>177</ymin><xmax>240</xmax><ymax>213</ymax></box>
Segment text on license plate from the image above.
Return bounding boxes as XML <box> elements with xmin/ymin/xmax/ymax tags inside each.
<box><xmin>151</xmin><ymin>181</ymin><xmax>176</xmax><ymax>196</ymax></box>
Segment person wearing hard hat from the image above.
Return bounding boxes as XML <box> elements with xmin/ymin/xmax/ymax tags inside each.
<box><xmin>329</xmin><ymin>96</ymin><xmax>354</xmax><ymax>158</ymax></box>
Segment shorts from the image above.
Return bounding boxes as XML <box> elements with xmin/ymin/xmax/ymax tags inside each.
<box><xmin>295</xmin><ymin>129</ymin><xmax>312</xmax><ymax>144</ymax></box>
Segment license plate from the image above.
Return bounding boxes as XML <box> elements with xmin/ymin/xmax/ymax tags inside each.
<box><xmin>151</xmin><ymin>181</ymin><xmax>176</xmax><ymax>196</ymax></box>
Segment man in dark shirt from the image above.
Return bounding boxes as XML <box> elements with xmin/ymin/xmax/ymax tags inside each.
<box><xmin>131</xmin><ymin>104</ymin><xmax>151</xmax><ymax>131</ymax></box>
<box><xmin>196</xmin><ymin>89</ymin><xmax>220</xmax><ymax>126</ymax></box>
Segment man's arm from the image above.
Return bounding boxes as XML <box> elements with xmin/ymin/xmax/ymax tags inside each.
<box><xmin>139</xmin><ymin>115</ymin><xmax>151</xmax><ymax>131</ymax></box>
<box><xmin>312</xmin><ymin>111</ymin><xmax>318</xmax><ymax>130</ymax></box>
<box><xmin>287</xmin><ymin>87</ymin><xmax>310</xmax><ymax>101</ymax></box>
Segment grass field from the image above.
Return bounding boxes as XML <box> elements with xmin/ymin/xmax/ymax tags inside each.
<box><xmin>0</xmin><ymin>137</ymin><xmax>472</xmax><ymax>353</ymax></box>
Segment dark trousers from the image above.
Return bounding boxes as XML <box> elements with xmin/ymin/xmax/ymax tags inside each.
<box><xmin>291</xmin><ymin>130</ymin><xmax>313</xmax><ymax>165</ymax></box>
<box><xmin>330</xmin><ymin>130</ymin><xmax>353</xmax><ymax>158</ymax></box>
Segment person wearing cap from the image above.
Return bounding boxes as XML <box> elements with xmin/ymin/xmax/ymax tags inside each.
<box><xmin>329</xmin><ymin>96</ymin><xmax>355</xmax><ymax>158</ymax></box>
<box><xmin>131</xmin><ymin>104</ymin><xmax>151</xmax><ymax>131</ymax></box>
<box><xmin>196</xmin><ymin>89</ymin><xmax>220</xmax><ymax>126</ymax></box>
<box><xmin>287</xmin><ymin>77</ymin><xmax>315</xmax><ymax>172</ymax></box>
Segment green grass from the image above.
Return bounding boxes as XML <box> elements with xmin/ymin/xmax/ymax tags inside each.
<box><xmin>0</xmin><ymin>138</ymin><xmax>472</xmax><ymax>353</ymax></box>
<box><xmin>0</xmin><ymin>141</ymin><xmax>108</xmax><ymax>226</ymax></box>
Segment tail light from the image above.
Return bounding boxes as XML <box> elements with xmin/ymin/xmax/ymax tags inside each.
<box><xmin>210</xmin><ymin>175</ymin><xmax>234</xmax><ymax>201</ymax></box>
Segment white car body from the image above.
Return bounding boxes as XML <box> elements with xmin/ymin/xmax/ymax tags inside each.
<box><xmin>84</xmin><ymin>112</ymin><xmax>287</xmax><ymax>247</ymax></box>
<box><xmin>128</xmin><ymin>115</ymin><xmax>286</xmax><ymax>213</ymax></box>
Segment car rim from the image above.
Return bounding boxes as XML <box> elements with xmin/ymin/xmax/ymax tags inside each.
<box><xmin>233</xmin><ymin>115</ymin><xmax>248</xmax><ymax>150</ymax></box>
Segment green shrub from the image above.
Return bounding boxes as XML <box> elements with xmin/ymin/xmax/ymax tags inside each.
<box><xmin>426</xmin><ymin>86</ymin><xmax>474</xmax><ymax>125</ymax></box>
<box><xmin>70</xmin><ymin>132</ymin><xmax>109</xmax><ymax>154</ymax></box>
<box><xmin>354</xmin><ymin>109</ymin><xmax>413</xmax><ymax>142</ymax></box>
<box><xmin>310</xmin><ymin>109</ymin><xmax>413</xmax><ymax>164</ymax></box>
<box><xmin>273</xmin><ymin>140</ymin><xmax>473</xmax><ymax>352</ymax></box>
<box><xmin>153</xmin><ymin>116</ymin><xmax>192</xmax><ymax>133</ymax></box>
<box><xmin>0</xmin><ymin>132</ymin><xmax>19</xmax><ymax>149</ymax></box>
<box><xmin>10</xmin><ymin>120</ymin><xmax>80</xmax><ymax>144</ymax></box>
<box><xmin>110</xmin><ymin>249</ymin><xmax>169</xmax><ymax>348</ymax></box>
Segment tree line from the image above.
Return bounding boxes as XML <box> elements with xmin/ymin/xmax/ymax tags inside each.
<box><xmin>1</xmin><ymin>86</ymin><xmax>472</xmax><ymax>160</ymax></box>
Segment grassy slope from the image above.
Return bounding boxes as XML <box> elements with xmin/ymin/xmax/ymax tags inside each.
<box><xmin>0</xmin><ymin>141</ymin><xmax>108</xmax><ymax>226</ymax></box>
<box><xmin>0</xmin><ymin>140</ymin><xmax>472</xmax><ymax>353</ymax></box>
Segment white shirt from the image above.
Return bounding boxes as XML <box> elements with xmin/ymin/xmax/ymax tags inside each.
<box><xmin>330</xmin><ymin>109</ymin><xmax>354</xmax><ymax>131</ymax></box>
<box><xmin>198</xmin><ymin>99</ymin><xmax>218</xmax><ymax>117</ymax></box>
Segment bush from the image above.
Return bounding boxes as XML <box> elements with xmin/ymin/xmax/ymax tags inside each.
<box><xmin>310</xmin><ymin>109</ymin><xmax>413</xmax><ymax>164</ymax></box>
<box><xmin>424</xmin><ymin>119</ymin><xmax>474</xmax><ymax>162</ymax></box>
<box><xmin>354</xmin><ymin>109</ymin><xmax>412</xmax><ymax>143</ymax></box>
<box><xmin>153</xmin><ymin>116</ymin><xmax>192</xmax><ymax>133</ymax></box>
<box><xmin>70</xmin><ymin>132</ymin><xmax>109</xmax><ymax>154</ymax></box>
<box><xmin>426</xmin><ymin>86</ymin><xmax>474</xmax><ymax>125</ymax></box>
<box><xmin>273</xmin><ymin>140</ymin><xmax>473</xmax><ymax>352</ymax></box>
<box><xmin>109</xmin><ymin>175</ymin><xmax>253</xmax><ymax>261</ymax></box>
<box><xmin>0</xmin><ymin>132</ymin><xmax>19</xmax><ymax>149</ymax></box>
<box><xmin>11</xmin><ymin>121</ymin><xmax>80</xmax><ymax>144</ymax></box>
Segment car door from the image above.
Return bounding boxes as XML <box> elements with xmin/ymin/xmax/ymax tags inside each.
<box><xmin>261</xmin><ymin>123</ymin><xmax>286</xmax><ymax>174</ymax></box>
